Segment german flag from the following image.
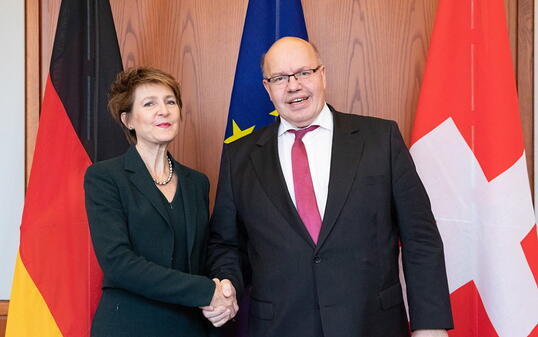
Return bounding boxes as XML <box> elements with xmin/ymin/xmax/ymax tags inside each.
<box><xmin>6</xmin><ymin>0</ymin><xmax>127</xmax><ymax>335</ymax></box>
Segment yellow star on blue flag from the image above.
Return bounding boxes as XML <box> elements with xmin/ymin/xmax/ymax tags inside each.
<box><xmin>222</xmin><ymin>0</ymin><xmax>307</xmax><ymax>144</ymax></box>
<box><xmin>224</xmin><ymin>120</ymin><xmax>255</xmax><ymax>143</ymax></box>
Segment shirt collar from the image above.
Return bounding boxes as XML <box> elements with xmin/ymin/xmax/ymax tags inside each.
<box><xmin>277</xmin><ymin>103</ymin><xmax>333</xmax><ymax>137</ymax></box>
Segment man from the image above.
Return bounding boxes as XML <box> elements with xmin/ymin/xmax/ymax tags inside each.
<box><xmin>204</xmin><ymin>37</ymin><xmax>453</xmax><ymax>337</ymax></box>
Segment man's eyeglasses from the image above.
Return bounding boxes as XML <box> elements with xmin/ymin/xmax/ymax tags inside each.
<box><xmin>264</xmin><ymin>65</ymin><xmax>323</xmax><ymax>86</ymax></box>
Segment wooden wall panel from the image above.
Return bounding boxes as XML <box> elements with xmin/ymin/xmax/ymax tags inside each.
<box><xmin>39</xmin><ymin>0</ymin><xmax>61</xmax><ymax>98</ymax></box>
<box><xmin>33</xmin><ymin>0</ymin><xmax>533</xmax><ymax>198</ymax></box>
<box><xmin>517</xmin><ymin>0</ymin><xmax>535</xmax><ymax>191</ymax></box>
<box><xmin>109</xmin><ymin>0</ymin><xmax>248</xmax><ymax>203</ymax></box>
<box><xmin>0</xmin><ymin>301</ymin><xmax>8</xmax><ymax>337</ymax></box>
<box><xmin>303</xmin><ymin>0</ymin><xmax>437</xmax><ymax>144</ymax></box>
<box><xmin>26</xmin><ymin>0</ymin><xmax>41</xmax><ymax>183</ymax></box>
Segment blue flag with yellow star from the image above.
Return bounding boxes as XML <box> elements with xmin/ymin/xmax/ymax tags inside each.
<box><xmin>224</xmin><ymin>0</ymin><xmax>308</xmax><ymax>143</ymax></box>
<box><xmin>221</xmin><ymin>1</ymin><xmax>308</xmax><ymax>336</ymax></box>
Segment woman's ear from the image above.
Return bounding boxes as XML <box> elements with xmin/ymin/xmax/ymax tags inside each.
<box><xmin>120</xmin><ymin>112</ymin><xmax>131</xmax><ymax>130</ymax></box>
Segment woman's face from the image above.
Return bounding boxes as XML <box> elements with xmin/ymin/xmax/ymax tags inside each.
<box><xmin>121</xmin><ymin>83</ymin><xmax>180</xmax><ymax>148</ymax></box>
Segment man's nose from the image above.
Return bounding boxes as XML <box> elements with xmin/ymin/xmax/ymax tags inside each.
<box><xmin>287</xmin><ymin>75</ymin><xmax>302</xmax><ymax>90</ymax></box>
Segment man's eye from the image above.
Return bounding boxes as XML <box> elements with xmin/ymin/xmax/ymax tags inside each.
<box><xmin>272</xmin><ymin>76</ymin><xmax>285</xmax><ymax>83</ymax></box>
<box><xmin>299</xmin><ymin>70</ymin><xmax>313</xmax><ymax>77</ymax></box>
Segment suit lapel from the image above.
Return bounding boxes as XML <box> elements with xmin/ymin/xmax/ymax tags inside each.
<box><xmin>176</xmin><ymin>163</ymin><xmax>196</xmax><ymax>271</ymax></box>
<box><xmin>316</xmin><ymin>110</ymin><xmax>364</xmax><ymax>250</ymax></box>
<box><xmin>124</xmin><ymin>147</ymin><xmax>171</xmax><ymax>228</ymax></box>
<box><xmin>249</xmin><ymin>123</ymin><xmax>316</xmax><ymax>248</ymax></box>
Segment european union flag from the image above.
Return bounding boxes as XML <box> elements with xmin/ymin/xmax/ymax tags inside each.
<box><xmin>221</xmin><ymin>1</ymin><xmax>308</xmax><ymax>335</ymax></box>
<box><xmin>224</xmin><ymin>0</ymin><xmax>308</xmax><ymax>143</ymax></box>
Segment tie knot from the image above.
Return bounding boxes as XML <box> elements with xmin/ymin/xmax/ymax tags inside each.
<box><xmin>288</xmin><ymin>125</ymin><xmax>319</xmax><ymax>141</ymax></box>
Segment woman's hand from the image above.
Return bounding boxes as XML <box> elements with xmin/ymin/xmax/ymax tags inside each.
<box><xmin>200</xmin><ymin>279</ymin><xmax>239</xmax><ymax>327</ymax></box>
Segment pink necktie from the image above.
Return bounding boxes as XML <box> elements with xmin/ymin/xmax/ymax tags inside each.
<box><xmin>289</xmin><ymin>125</ymin><xmax>322</xmax><ymax>243</ymax></box>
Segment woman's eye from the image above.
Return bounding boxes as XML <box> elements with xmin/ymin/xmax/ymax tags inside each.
<box><xmin>167</xmin><ymin>100</ymin><xmax>177</xmax><ymax>105</ymax></box>
<box><xmin>143</xmin><ymin>101</ymin><xmax>154</xmax><ymax>107</ymax></box>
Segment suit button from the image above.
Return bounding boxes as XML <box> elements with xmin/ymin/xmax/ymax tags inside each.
<box><xmin>313</xmin><ymin>256</ymin><xmax>322</xmax><ymax>264</ymax></box>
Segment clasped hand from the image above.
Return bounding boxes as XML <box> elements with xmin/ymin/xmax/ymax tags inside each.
<box><xmin>200</xmin><ymin>278</ymin><xmax>239</xmax><ymax>327</ymax></box>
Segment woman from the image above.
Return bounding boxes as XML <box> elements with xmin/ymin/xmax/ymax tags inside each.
<box><xmin>84</xmin><ymin>67</ymin><xmax>234</xmax><ymax>336</ymax></box>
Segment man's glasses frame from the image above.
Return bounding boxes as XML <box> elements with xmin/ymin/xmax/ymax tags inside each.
<box><xmin>264</xmin><ymin>65</ymin><xmax>323</xmax><ymax>86</ymax></box>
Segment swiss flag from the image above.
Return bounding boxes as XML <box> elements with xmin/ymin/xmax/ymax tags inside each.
<box><xmin>410</xmin><ymin>0</ymin><xmax>538</xmax><ymax>336</ymax></box>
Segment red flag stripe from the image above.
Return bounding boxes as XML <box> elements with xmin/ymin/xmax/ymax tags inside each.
<box><xmin>448</xmin><ymin>281</ymin><xmax>499</xmax><ymax>337</ymax></box>
<box><xmin>20</xmin><ymin>76</ymin><xmax>101</xmax><ymax>335</ymax></box>
<box><xmin>529</xmin><ymin>324</ymin><xmax>538</xmax><ymax>337</ymax></box>
<box><xmin>521</xmin><ymin>225</ymin><xmax>538</xmax><ymax>287</ymax></box>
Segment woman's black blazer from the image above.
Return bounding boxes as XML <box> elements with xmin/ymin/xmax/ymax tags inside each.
<box><xmin>84</xmin><ymin>146</ymin><xmax>217</xmax><ymax>337</ymax></box>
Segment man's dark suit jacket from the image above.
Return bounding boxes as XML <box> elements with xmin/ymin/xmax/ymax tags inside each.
<box><xmin>208</xmin><ymin>107</ymin><xmax>453</xmax><ymax>337</ymax></box>
<box><xmin>84</xmin><ymin>146</ymin><xmax>217</xmax><ymax>337</ymax></box>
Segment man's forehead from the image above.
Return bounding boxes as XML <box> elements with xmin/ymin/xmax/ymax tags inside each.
<box><xmin>263</xmin><ymin>38</ymin><xmax>319</xmax><ymax>74</ymax></box>
<box><xmin>265</xmin><ymin>48</ymin><xmax>316</xmax><ymax>70</ymax></box>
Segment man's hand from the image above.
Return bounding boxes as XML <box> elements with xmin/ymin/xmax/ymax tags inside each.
<box><xmin>412</xmin><ymin>330</ymin><xmax>449</xmax><ymax>337</ymax></box>
<box><xmin>200</xmin><ymin>279</ymin><xmax>239</xmax><ymax>327</ymax></box>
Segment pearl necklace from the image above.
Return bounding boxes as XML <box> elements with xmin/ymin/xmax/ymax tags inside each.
<box><xmin>153</xmin><ymin>156</ymin><xmax>173</xmax><ymax>185</ymax></box>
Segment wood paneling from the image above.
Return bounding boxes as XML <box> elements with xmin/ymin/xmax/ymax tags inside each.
<box><xmin>25</xmin><ymin>0</ymin><xmax>42</xmax><ymax>181</ymax></box>
<box><xmin>517</xmin><ymin>0</ymin><xmax>535</xmax><ymax>191</ymax></box>
<box><xmin>303</xmin><ymin>0</ymin><xmax>437</xmax><ymax>144</ymax></box>
<box><xmin>32</xmin><ymin>0</ymin><xmax>533</xmax><ymax>200</ymax></box>
<box><xmin>109</xmin><ymin>0</ymin><xmax>248</xmax><ymax>203</ymax></box>
<box><xmin>40</xmin><ymin>0</ymin><xmax>61</xmax><ymax>94</ymax></box>
<box><xmin>0</xmin><ymin>300</ymin><xmax>8</xmax><ymax>337</ymax></box>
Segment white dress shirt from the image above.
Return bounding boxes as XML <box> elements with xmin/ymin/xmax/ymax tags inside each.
<box><xmin>278</xmin><ymin>104</ymin><xmax>333</xmax><ymax>219</ymax></box>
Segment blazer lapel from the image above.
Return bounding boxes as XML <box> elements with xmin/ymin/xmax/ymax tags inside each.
<box><xmin>249</xmin><ymin>123</ymin><xmax>316</xmax><ymax>248</ymax></box>
<box><xmin>176</xmin><ymin>163</ymin><xmax>196</xmax><ymax>271</ymax></box>
<box><xmin>316</xmin><ymin>111</ymin><xmax>364</xmax><ymax>250</ymax></box>
<box><xmin>124</xmin><ymin>147</ymin><xmax>171</xmax><ymax>228</ymax></box>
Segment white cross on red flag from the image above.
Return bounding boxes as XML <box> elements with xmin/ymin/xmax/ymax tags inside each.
<box><xmin>410</xmin><ymin>0</ymin><xmax>538</xmax><ymax>336</ymax></box>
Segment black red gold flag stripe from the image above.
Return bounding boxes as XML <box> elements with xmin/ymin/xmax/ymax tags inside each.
<box><xmin>6</xmin><ymin>0</ymin><xmax>127</xmax><ymax>335</ymax></box>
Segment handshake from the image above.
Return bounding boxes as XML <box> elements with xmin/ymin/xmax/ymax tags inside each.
<box><xmin>200</xmin><ymin>278</ymin><xmax>239</xmax><ymax>327</ymax></box>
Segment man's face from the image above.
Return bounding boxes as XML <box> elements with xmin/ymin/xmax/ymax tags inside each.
<box><xmin>262</xmin><ymin>38</ymin><xmax>326</xmax><ymax>128</ymax></box>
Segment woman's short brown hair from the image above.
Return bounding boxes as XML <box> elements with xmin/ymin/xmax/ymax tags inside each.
<box><xmin>108</xmin><ymin>67</ymin><xmax>183</xmax><ymax>144</ymax></box>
